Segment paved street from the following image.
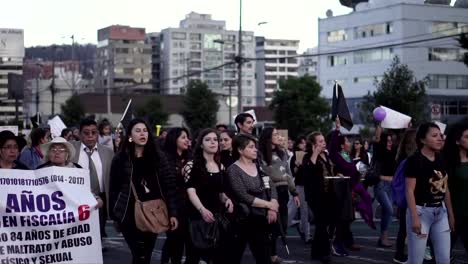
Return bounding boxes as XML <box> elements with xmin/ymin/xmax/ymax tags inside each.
<box><xmin>102</xmin><ymin>220</ymin><xmax>468</xmax><ymax>264</ymax></box>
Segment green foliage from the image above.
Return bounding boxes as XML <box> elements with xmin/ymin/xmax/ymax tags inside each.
<box><xmin>459</xmin><ymin>33</ymin><xmax>468</xmax><ymax>67</ymax></box>
<box><xmin>269</xmin><ymin>76</ymin><xmax>330</xmax><ymax>138</ymax></box>
<box><xmin>358</xmin><ymin>126</ymin><xmax>373</xmax><ymax>140</ymax></box>
<box><xmin>181</xmin><ymin>80</ymin><xmax>220</xmax><ymax>133</ymax></box>
<box><xmin>136</xmin><ymin>96</ymin><xmax>168</xmax><ymax>128</ymax></box>
<box><xmin>61</xmin><ymin>95</ymin><xmax>85</xmax><ymax>127</ymax></box>
<box><xmin>360</xmin><ymin>56</ymin><xmax>427</xmax><ymax>125</ymax></box>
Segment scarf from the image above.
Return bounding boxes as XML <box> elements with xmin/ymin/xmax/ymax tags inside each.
<box><xmin>340</xmin><ymin>151</ymin><xmax>351</xmax><ymax>163</ymax></box>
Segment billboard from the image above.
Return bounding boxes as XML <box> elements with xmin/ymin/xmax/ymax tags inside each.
<box><xmin>0</xmin><ymin>28</ymin><xmax>25</xmax><ymax>58</ymax></box>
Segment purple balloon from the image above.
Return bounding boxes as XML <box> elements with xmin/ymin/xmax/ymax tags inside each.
<box><xmin>373</xmin><ymin>107</ymin><xmax>387</xmax><ymax>121</ymax></box>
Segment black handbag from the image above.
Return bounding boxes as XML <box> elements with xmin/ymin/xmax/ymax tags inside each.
<box><xmin>189</xmin><ymin>213</ymin><xmax>230</xmax><ymax>250</ymax></box>
<box><xmin>365</xmin><ymin>159</ymin><xmax>382</xmax><ymax>186</ymax></box>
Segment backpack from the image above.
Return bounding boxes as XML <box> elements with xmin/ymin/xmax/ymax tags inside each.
<box><xmin>392</xmin><ymin>159</ymin><xmax>407</xmax><ymax>208</ymax></box>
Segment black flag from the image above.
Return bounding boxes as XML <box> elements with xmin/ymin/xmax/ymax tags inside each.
<box><xmin>331</xmin><ymin>83</ymin><xmax>353</xmax><ymax>131</ymax></box>
<box><xmin>30</xmin><ymin>113</ymin><xmax>41</xmax><ymax>128</ymax></box>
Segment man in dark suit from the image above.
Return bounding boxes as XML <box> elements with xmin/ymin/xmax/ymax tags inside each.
<box><xmin>71</xmin><ymin>119</ymin><xmax>114</xmax><ymax>243</ymax></box>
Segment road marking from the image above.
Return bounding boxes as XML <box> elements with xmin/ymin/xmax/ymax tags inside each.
<box><xmin>346</xmin><ymin>255</ymin><xmax>394</xmax><ymax>263</ymax></box>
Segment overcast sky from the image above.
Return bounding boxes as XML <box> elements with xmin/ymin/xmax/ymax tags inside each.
<box><xmin>2</xmin><ymin>0</ymin><xmax>355</xmax><ymax>51</ymax></box>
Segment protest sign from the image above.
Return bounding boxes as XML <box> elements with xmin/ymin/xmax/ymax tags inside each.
<box><xmin>47</xmin><ymin>116</ymin><xmax>67</xmax><ymax>139</ymax></box>
<box><xmin>0</xmin><ymin>167</ymin><xmax>103</xmax><ymax>264</ymax></box>
<box><xmin>0</xmin><ymin>126</ymin><xmax>18</xmax><ymax>136</ymax></box>
<box><xmin>380</xmin><ymin>106</ymin><xmax>412</xmax><ymax>129</ymax></box>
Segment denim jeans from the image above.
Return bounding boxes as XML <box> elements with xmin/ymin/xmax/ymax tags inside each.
<box><xmin>406</xmin><ymin>204</ymin><xmax>451</xmax><ymax>264</ymax></box>
<box><xmin>374</xmin><ymin>180</ymin><xmax>393</xmax><ymax>233</ymax></box>
<box><xmin>287</xmin><ymin>186</ymin><xmax>311</xmax><ymax>238</ymax></box>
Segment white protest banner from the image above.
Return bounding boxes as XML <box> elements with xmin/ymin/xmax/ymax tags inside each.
<box><xmin>380</xmin><ymin>106</ymin><xmax>412</xmax><ymax>129</ymax></box>
<box><xmin>0</xmin><ymin>126</ymin><xmax>19</xmax><ymax>136</ymax></box>
<box><xmin>47</xmin><ymin>116</ymin><xmax>67</xmax><ymax>138</ymax></box>
<box><xmin>0</xmin><ymin>167</ymin><xmax>103</xmax><ymax>264</ymax></box>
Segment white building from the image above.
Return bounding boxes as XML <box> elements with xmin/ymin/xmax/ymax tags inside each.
<box><xmin>23</xmin><ymin>61</ymin><xmax>83</xmax><ymax>120</ymax></box>
<box><xmin>0</xmin><ymin>28</ymin><xmax>24</xmax><ymax>122</ymax></box>
<box><xmin>155</xmin><ymin>12</ymin><xmax>257</xmax><ymax>108</ymax></box>
<box><xmin>298</xmin><ymin>48</ymin><xmax>319</xmax><ymax>79</ymax></box>
<box><xmin>318</xmin><ymin>0</ymin><xmax>468</xmax><ymax>123</ymax></box>
<box><xmin>255</xmin><ymin>37</ymin><xmax>299</xmax><ymax>106</ymax></box>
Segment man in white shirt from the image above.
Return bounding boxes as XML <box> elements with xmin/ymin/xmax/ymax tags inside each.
<box><xmin>71</xmin><ymin>119</ymin><xmax>114</xmax><ymax>243</ymax></box>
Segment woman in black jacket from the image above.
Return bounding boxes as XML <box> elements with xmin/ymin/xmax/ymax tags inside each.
<box><xmin>109</xmin><ymin>118</ymin><xmax>179</xmax><ymax>264</ymax></box>
<box><xmin>303</xmin><ymin>132</ymin><xmax>336</xmax><ymax>263</ymax></box>
<box><xmin>161</xmin><ymin>127</ymin><xmax>191</xmax><ymax>264</ymax></box>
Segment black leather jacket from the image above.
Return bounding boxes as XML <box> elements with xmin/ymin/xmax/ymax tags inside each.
<box><xmin>109</xmin><ymin>151</ymin><xmax>178</xmax><ymax>223</ymax></box>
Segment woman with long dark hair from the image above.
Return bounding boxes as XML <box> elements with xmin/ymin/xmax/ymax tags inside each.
<box><xmin>351</xmin><ymin>138</ymin><xmax>370</xmax><ymax>166</ymax></box>
<box><xmin>444</xmin><ymin>121</ymin><xmax>468</xmax><ymax>255</ymax></box>
<box><xmin>161</xmin><ymin>127</ymin><xmax>191</xmax><ymax>264</ymax></box>
<box><xmin>393</xmin><ymin>128</ymin><xmax>417</xmax><ymax>264</ymax></box>
<box><xmin>259</xmin><ymin>127</ymin><xmax>300</xmax><ymax>263</ymax></box>
<box><xmin>405</xmin><ymin>122</ymin><xmax>454</xmax><ymax>264</ymax></box>
<box><xmin>109</xmin><ymin>118</ymin><xmax>179</xmax><ymax>264</ymax></box>
<box><xmin>220</xmin><ymin>130</ymin><xmax>236</xmax><ymax>169</ymax></box>
<box><xmin>302</xmin><ymin>132</ymin><xmax>336</xmax><ymax>263</ymax></box>
<box><xmin>287</xmin><ymin>136</ymin><xmax>310</xmax><ymax>243</ymax></box>
<box><xmin>373</xmin><ymin>126</ymin><xmax>398</xmax><ymax>247</ymax></box>
<box><xmin>227</xmin><ymin>133</ymin><xmax>278</xmax><ymax>264</ymax></box>
<box><xmin>183</xmin><ymin>128</ymin><xmax>233</xmax><ymax>264</ymax></box>
<box><xmin>328</xmin><ymin>118</ymin><xmax>375</xmax><ymax>256</ymax></box>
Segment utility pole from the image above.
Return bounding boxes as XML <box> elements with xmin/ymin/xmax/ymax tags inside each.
<box><xmin>51</xmin><ymin>46</ymin><xmax>56</xmax><ymax>116</ymax></box>
<box><xmin>237</xmin><ymin>0</ymin><xmax>243</xmax><ymax>114</ymax></box>
<box><xmin>229</xmin><ymin>83</ymin><xmax>232</xmax><ymax>126</ymax></box>
<box><xmin>35</xmin><ymin>76</ymin><xmax>39</xmax><ymax>113</ymax></box>
<box><xmin>106</xmin><ymin>45</ymin><xmax>113</xmax><ymax>115</ymax></box>
<box><xmin>71</xmin><ymin>35</ymin><xmax>76</xmax><ymax>94</ymax></box>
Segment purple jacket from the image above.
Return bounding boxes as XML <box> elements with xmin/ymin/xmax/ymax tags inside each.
<box><xmin>328</xmin><ymin>130</ymin><xmax>376</xmax><ymax>230</ymax></box>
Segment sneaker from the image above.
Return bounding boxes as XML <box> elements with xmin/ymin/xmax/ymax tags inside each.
<box><xmin>424</xmin><ymin>246</ymin><xmax>433</xmax><ymax>261</ymax></box>
<box><xmin>393</xmin><ymin>253</ymin><xmax>407</xmax><ymax>264</ymax></box>
<box><xmin>332</xmin><ymin>242</ymin><xmax>349</xmax><ymax>257</ymax></box>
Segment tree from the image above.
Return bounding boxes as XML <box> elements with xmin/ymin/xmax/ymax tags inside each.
<box><xmin>459</xmin><ymin>33</ymin><xmax>468</xmax><ymax>67</ymax></box>
<box><xmin>61</xmin><ymin>94</ymin><xmax>85</xmax><ymax>126</ymax></box>
<box><xmin>360</xmin><ymin>56</ymin><xmax>427</xmax><ymax>125</ymax></box>
<box><xmin>270</xmin><ymin>76</ymin><xmax>330</xmax><ymax>138</ymax></box>
<box><xmin>136</xmin><ymin>96</ymin><xmax>168</xmax><ymax>128</ymax></box>
<box><xmin>181</xmin><ymin>80</ymin><xmax>220</xmax><ymax>133</ymax></box>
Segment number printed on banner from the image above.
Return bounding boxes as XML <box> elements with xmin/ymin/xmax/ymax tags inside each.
<box><xmin>67</xmin><ymin>176</ymin><xmax>84</xmax><ymax>185</ymax></box>
<box><xmin>50</xmin><ymin>174</ymin><xmax>64</xmax><ymax>183</ymax></box>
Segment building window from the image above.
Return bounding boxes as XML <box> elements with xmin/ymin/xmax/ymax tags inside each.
<box><xmin>428</xmin><ymin>48</ymin><xmax>464</xmax><ymax>61</ymax></box>
<box><xmin>327</xmin><ymin>55</ymin><xmax>347</xmax><ymax>67</ymax></box>
<box><xmin>242</xmin><ymin>35</ymin><xmax>253</xmax><ymax>42</ymax></box>
<box><xmin>190</xmin><ymin>43</ymin><xmax>201</xmax><ymax>50</ymax></box>
<box><xmin>353</xmin><ymin>76</ymin><xmax>382</xmax><ymax>83</ymax></box>
<box><xmin>354</xmin><ymin>48</ymin><xmax>393</xmax><ymax>64</ymax></box>
<box><xmin>327</xmin><ymin>30</ymin><xmax>347</xmax><ymax>43</ymax></box>
<box><xmin>190</xmin><ymin>33</ymin><xmax>201</xmax><ymax>41</ymax></box>
<box><xmin>172</xmin><ymin>41</ymin><xmax>185</xmax><ymax>49</ymax></box>
<box><xmin>204</xmin><ymin>34</ymin><xmax>223</xmax><ymax>50</ymax></box>
<box><xmin>172</xmin><ymin>32</ymin><xmax>186</xmax><ymax>40</ymax></box>
<box><xmin>436</xmin><ymin>100</ymin><xmax>468</xmax><ymax>115</ymax></box>
<box><xmin>225</xmin><ymin>44</ymin><xmax>236</xmax><ymax>51</ymax></box>
<box><xmin>432</xmin><ymin>22</ymin><xmax>468</xmax><ymax>35</ymax></box>
<box><xmin>223</xmin><ymin>35</ymin><xmax>236</xmax><ymax>42</ymax></box>
<box><xmin>429</xmin><ymin>74</ymin><xmax>468</xmax><ymax>89</ymax></box>
<box><xmin>355</xmin><ymin>22</ymin><xmax>393</xmax><ymax>39</ymax></box>
<box><xmin>190</xmin><ymin>52</ymin><xmax>202</xmax><ymax>60</ymax></box>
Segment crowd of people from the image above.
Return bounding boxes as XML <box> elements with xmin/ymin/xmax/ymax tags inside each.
<box><xmin>0</xmin><ymin>113</ymin><xmax>467</xmax><ymax>264</ymax></box>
